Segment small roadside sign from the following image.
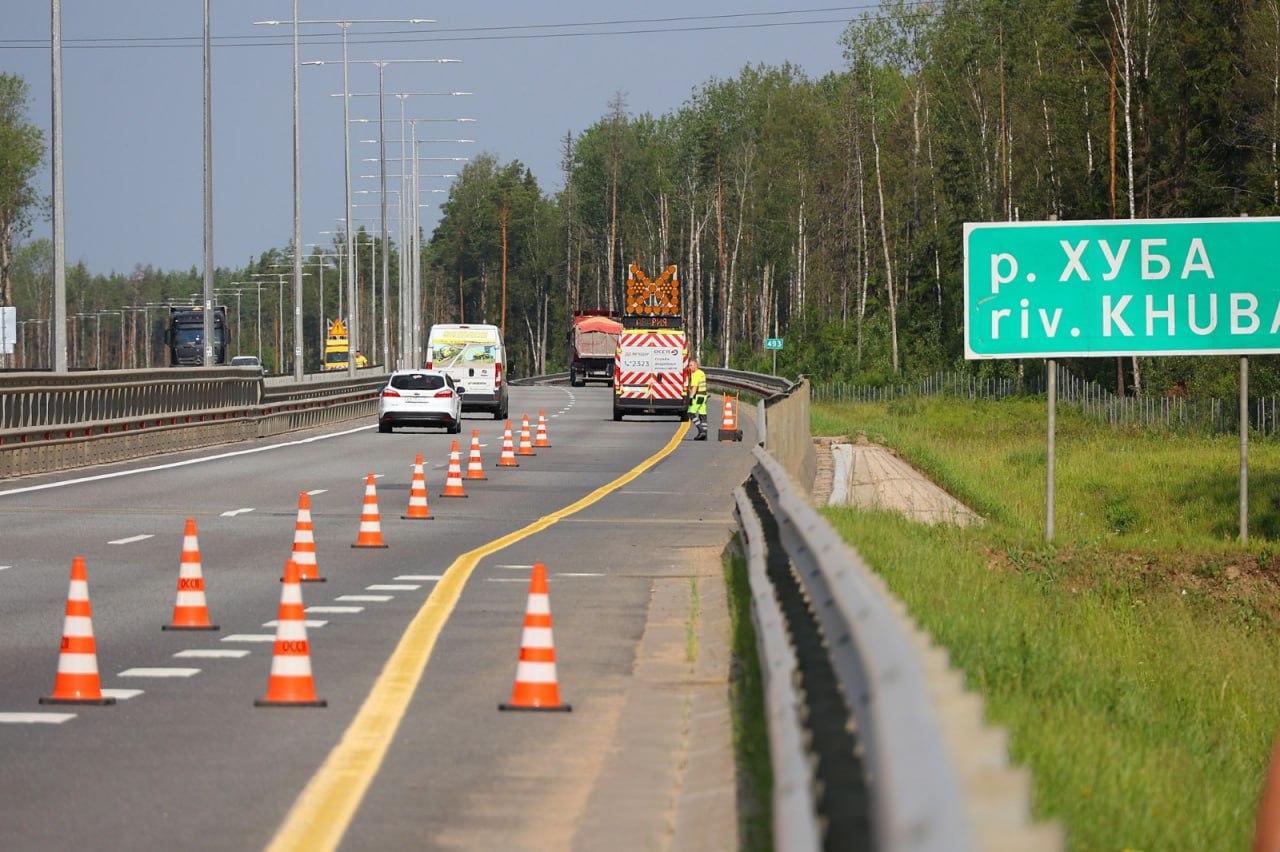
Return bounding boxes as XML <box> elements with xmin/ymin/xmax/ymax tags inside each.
<box><xmin>765</xmin><ymin>337</ymin><xmax>784</xmax><ymax>350</ymax></box>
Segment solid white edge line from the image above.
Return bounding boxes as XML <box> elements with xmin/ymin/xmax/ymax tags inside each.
<box><xmin>0</xmin><ymin>424</ymin><xmax>374</xmax><ymax>498</ymax></box>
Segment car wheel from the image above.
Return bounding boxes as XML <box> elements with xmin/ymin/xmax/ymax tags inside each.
<box><xmin>450</xmin><ymin>420</ymin><xmax>462</xmax><ymax>434</ymax></box>
<box><xmin>378</xmin><ymin>421</ymin><xmax>392</xmax><ymax>433</ymax></box>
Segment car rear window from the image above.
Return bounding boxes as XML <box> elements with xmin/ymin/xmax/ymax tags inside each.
<box><xmin>390</xmin><ymin>373</ymin><xmax>445</xmax><ymax>391</ymax></box>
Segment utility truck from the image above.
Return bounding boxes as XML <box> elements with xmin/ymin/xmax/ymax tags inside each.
<box><xmin>612</xmin><ymin>264</ymin><xmax>688</xmax><ymax>421</ymax></box>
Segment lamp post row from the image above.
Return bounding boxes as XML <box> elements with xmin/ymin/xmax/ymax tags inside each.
<box><xmin>41</xmin><ymin>10</ymin><xmax>465</xmax><ymax>375</ymax></box>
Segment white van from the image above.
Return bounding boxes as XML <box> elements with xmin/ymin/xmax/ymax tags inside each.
<box><xmin>425</xmin><ymin>323</ymin><xmax>509</xmax><ymax>420</ymax></box>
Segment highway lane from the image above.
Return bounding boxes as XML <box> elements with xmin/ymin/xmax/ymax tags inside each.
<box><xmin>0</xmin><ymin>385</ymin><xmax>757</xmax><ymax>850</ymax></box>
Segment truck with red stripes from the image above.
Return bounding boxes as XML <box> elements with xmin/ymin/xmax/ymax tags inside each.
<box><xmin>612</xmin><ymin>264</ymin><xmax>689</xmax><ymax>422</ymax></box>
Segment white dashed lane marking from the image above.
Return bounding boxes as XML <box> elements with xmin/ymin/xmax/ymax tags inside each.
<box><xmin>109</xmin><ymin>534</ymin><xmax>154</xmax><ymax>545</ymax></box>
<box><xmin>366</xmin><ymin>584</ymin><xmax>420</xmax><ymax>591</ymax></box>
<box><xmin>221</xmin><ymin>634</ymin><xmax>276</xmax><ymax>643</ymax></box>
<box><xmin>263</xmin><ymin>620</ymin><xmax>327</xmax><ymax>628</ymax></box>
<box><xmin>307</xmin><ymin>606</ymin><xmax>364</xmax><ymax>614</ymax></box>
<box><xmin>221</xmin><ymin>508</ymin><xmax>255</xmax><ymax>517</ymax></box>
<box><xmin>0</xmin><ymin>713</ymin><xmax>76</xmax><ymax>724</ymax></box>
<box><xmin>335</xmin><ymin>595</ymin><xmax>393</xmax><ymax>603</ymax></box>
<box><xmin>101</xmin><ymin>688</ymin><xmax>143</xmax><ymax>700</ymax></box>
<box><xmin>174</xmin><ymin>649</ymin><xmax>250</xmax><ymax>659</ymax></box>
<box><xmin>395</xmin><ymin>575</ymin><xmax>441</xmax><ymax>582</ymax></box>
<box><xmin>119</xmin><ymin>668</ymin><xmax>200</xmax><ymax>678</ymax></box>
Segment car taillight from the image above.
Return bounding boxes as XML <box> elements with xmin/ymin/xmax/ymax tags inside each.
<box><xmin>424</xmin><ymin>361</ymin><xmax>432</xmax><ymax>369</ymax></box>
<box><xmin>434</xmin><ymin>389</ymin><xmax>453</xmax><ymax>398</ymax></box>
<box><xmin>495</xmin><ymin>362</ymin><xmax>503</xmax><ymax>386</ymax></box>
<box><xmin>382</xmin><ymin>388</ymin><xmax>400</xmax><ymax>398</ymax></box>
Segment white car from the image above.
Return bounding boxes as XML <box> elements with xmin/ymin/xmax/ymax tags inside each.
<box><xmin>377</xmin><ymin>369</ymin><xmax>465</xmax><ymax>434</ymax></box>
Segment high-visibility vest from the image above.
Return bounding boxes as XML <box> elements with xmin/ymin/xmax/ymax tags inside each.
<box><xmin>688</xmin><ymin>368</ymin><xmax>708</xmax><ymax>415</ymax></box>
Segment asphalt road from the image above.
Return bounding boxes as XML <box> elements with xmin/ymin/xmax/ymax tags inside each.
<box><xmin>0</xmin><ymin>385</ymin><xmax>757</xmax><ymax>851</ymax></box>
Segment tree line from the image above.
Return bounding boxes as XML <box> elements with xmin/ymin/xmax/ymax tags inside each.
<box><xmin>8</xmin><ymin>1</ymin><xmax>1280</xmax><ymax>393</ymax></box>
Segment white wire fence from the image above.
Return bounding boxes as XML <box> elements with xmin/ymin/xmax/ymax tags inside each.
<box><xmin>813</xmin><ymin>364</ymin><xmax>1274</xmax><ymax>437</ymax></box>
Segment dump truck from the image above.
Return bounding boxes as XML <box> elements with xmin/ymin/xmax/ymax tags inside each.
<box><xmin>568</xmin><ymin>310</ymin><xmax>623</xmax><ymax>386</ymax></box>
<box><xmin>165</xmin><ymin>305</ymin><xmax>229</xmax><ymax>366</ymax></box>
<box><xmin>613</xmin><ymin>264</ymin><xmax>689</xmax><ymax>421</ymax></box>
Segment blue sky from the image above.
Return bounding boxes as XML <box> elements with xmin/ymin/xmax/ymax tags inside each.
<box><xmin>2</xmin><ymin>2</ymin><xmax>860</xmax><ymax>276</ymax></box>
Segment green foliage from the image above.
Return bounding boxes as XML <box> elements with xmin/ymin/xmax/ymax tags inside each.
<box><xmin>0</xmin><ymin>72</ymin><xmax>46</xmax><ymax>309</ymax></box>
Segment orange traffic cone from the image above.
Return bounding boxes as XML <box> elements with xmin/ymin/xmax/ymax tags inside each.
<box><xmin>718</xmin><ymin>394</ymin><xmax>743</xmax><ymax>442</ymax></box>
<box><xmin>441</xmin><ymin>440</ymin><xmax>468</xmax><ymax>497</ymax></box>
<box><xmin>517</xmin><ymin>414</ymin><xmax>537</xmax><ymax>457</ymax></box>
<box><xmin>534</xmin><ymin>410</ymin><xmax>551</xmax><ymax>448</ymax></box>
<box><xmin>497</xmin><ymin>421</ymin><xmax>520</xmax><ymax>468</ymax></box>
<box><xmin>255</xmin><ymin>559</ymin><xmax>326</xmax><ymax>707</ymax></box>
<box><xmin>41</xmin><ymin>556</ymin><xmax>115</xmax><ymax>705</ymax></box>
<box><xmin>499</xmin><ymin>563</ymin><xmax>571</xmax><ymax>712</ymax></box>
<box><xmin>402</xmin><ymin>454</ymin><xmax>433</xmax><ymax>520</ymax></box>
<box><xmin>292</xmin><ymin>492</ymin><xmax>325</xmax><ymax>581</ymax></box>
<box><xmin>465</xmin><ymin>429</ymin><xmax>487</xmax><ymax>480</ymax></box>
<box><xmin>163</xmin><ymin>518</ymin><xmax>219</xmax><ymax>630</ymax></box>
<box><xmin>351</xmin><ymin>473</ymin><xmax>389</xmax><ymax>548</ymax></box>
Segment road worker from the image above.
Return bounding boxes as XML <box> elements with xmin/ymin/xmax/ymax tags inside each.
<box><xmin>687</xmin><ymin>358</ymin><xmax>708</xmax><ymax>440</ymax></box>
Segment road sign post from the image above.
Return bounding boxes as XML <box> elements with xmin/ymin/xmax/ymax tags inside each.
<box><xmin>965</xmin><ymin>216</ymin><xmax>1278</xmax><ymax>543</ymax></box>
<box><xmin>765</xmin><ymin>337</ymin><xmax>783</xmax><ymax>374</ymax></box>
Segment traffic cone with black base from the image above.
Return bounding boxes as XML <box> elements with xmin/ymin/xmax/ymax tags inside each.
<box><xmin>256</xmin><ymin>559</ymin><xmax>326</xmax><ymax>707</ymax></box>
<box><xmin>500</xmin><ymin>563</ymin><xmax>571</xmax><ymax>712</ymax></box>
<box><xmin>41</xmin><ymin>556</ymin><xmax>115</xmax><ymax>705</ymax></box>
<box><xmin>402</xmin><ymin>454</ymin><xmax>433</xmax><ymax>519</ymax></box>
<box><xmin>517</xmin><ymin>414</ymin><xmax>537</xmax><ymax>457</ymax></box>
<box><xmin>465</xmin><ymin>429</ymin><xmax>487</xmax><ymax>480</ymax></box>
<box><xmin>163</xmin><ymin>517</ymin><xmax>219</xmax><ymax>630</ymax></box>
<box><xmin>442</xmin><ymin>441</ymin><xmax>468</xmax><ymax>497</ymax></box>
<box><xmin>292</xmin><ymin>492</ymin><xmax>325</xmax><ymax>581</ymax></box>
<box><xmin>718</xmin><ymin>394</ymin><xmax>743</xmax><ymax>442</ymax></box>
<box><xmin>534</xmin><ymin>410</ymin><xmax>551</xmax><ymax>448</ymax></box>
<box><xmin>352</xmin><ymin>473</ymin><xmax>389</xmax><ymax>548</ymax></box>
<box><xmin>497</xmin><ymin>421</ymin><xmax>519</xmax><ymax>468</ymax></box>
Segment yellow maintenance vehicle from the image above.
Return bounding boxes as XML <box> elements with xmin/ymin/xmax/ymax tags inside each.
<box><xmin>321</xmin><ymin>318</ymin><xmax>368</xmax><ymax>371</ymax></box>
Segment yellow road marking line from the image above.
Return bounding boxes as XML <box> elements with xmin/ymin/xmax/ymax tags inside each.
<box><xmin>265</xmin><ymin>420</ymin><xmax>690</xmax><ymax>852</ymax></box>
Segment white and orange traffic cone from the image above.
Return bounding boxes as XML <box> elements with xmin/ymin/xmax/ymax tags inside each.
<box><xmin>292</xmin><ymin>492</ymin><xmax>325</xmax><ymax>581</ymax></box>
<box><xmin>442</xmin><ymin>440</ymin><xmax>468</xmax><ymax>497</ymax></box>
<box><xmin>352</xmin><ymin>473</ymin><xmax>389</xmax><ymax>548</ymax></box>
<box><xmin>718</xmin><ymin>394</ymin><xmax>743</xmax><ymax>442</ymax></box>
<box><xmin>534</xmin><ymin>410</ymin><xmax>551</xmax><ymax>448</ymax></box>
<box><xmin>465</xmin><ymin>429</ymin><xmax>487</xmax><ymax>480</ymax></box>
<box><xmin>41</xmin><ymin>556</ymin><xmax>115</xmax><ymax>705</ymax></box>
<box><xmin>402</xmin><ymin>454</ymin><xmax>433</xmax><ymax>520</ymax></box>
<box><xmin>255</xmin><ymin>559</ymin><xmax>326</xmax><ymax>707</ymax></box>
<box><xmin>497</xmin><ymin>421</ymin><xmax>519</xmax><ymax>468</ymax></box>
<box><xmin>517</xmin><ymin>414</ymin><xmax>537</xmax><ymax>457</ymax></box>
<box><xmin>163</xmin><ymin>518</ymin><xmax>219</xmax><ymax>630</ymax></box>
<box><xmin>499</xmin><ymin>563</ymin><xmax>571</xmax><ymax>712</ymax></box>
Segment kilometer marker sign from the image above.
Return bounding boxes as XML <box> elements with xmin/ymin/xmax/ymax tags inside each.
<box><xmin>964</xmin><ymin>217</ymin><xmax>1280</xmax><ymax>358</ymax></box>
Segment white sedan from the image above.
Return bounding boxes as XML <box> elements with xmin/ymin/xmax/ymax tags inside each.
<box><xmin>377</xmin><ymin>369</ymin><xmax>465</xmax><ymax>434</ymax></box>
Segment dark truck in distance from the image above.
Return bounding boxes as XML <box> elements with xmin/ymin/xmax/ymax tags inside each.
<box><xmin>568</xmin><ymin>310</ymin><xmax>623</xmax><ymax>386</ymax></box>
<box><xmin>165</xmin><ymin>306</ymin><xmax>229</xmax><ymax>366</ymax></box>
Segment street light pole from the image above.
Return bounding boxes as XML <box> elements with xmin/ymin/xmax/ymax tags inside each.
<box><xmin>202</xmin><ymin>0</ymin><xmax>215</xmax><ymax>368</ymax></box>
<box><xmin>291</xmin><ymin>0</ymin><xmax>304</xmax><ymax>380</ymax></box>
<box><xmin>51</xmin><ymin>0</ymin><xmax>68</xmax><ymax>372</ymax></box>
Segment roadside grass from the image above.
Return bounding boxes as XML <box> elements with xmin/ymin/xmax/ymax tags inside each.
<box><xmin>813</xmin><ymin>397</ymin><xmax>1280</xmax><ymax>851</ymax></box>
<box><xmin>723</xmin><ymin>544</ymin><xmax>772</xmax><ymax>851</ymax></box>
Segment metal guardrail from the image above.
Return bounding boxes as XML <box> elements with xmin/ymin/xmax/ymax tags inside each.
<box><xmin>0</xmin><ymin>368</ymin><xmax>388</xmax><ymax>478</ymax></box>
<box><xmin>736</xmin><ymin>394</ymin><xmax>1060</xmax><ymax>850</ymax></box>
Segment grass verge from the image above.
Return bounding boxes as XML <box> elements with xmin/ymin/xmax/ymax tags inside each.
<box><xmin>723</xmin><ymin>541</ymin><xmax>772</xmax><ymax>851</ymax></box>
<box><xmin>813</xmin><ymin>397</ymin><xmax>1280</xmax><ymax>850</ymax></box>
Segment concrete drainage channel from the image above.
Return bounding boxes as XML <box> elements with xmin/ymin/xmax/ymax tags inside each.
<box><xmin>735</xmin><ymin>445</ymin><xmax>1062</xmax><ymax>851</ymax></box>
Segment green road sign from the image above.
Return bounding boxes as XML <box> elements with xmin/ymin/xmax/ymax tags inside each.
<box><xmin>964</xmin><ymin>217</ymin><xmax>1280</xmax><ymax>359</ymax></box>
<box><xmin>765</xmin><ymin>337</ymin><xmax>784</xmax><ymax>350</ymax></box>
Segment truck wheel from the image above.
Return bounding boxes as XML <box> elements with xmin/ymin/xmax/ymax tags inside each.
<box><xmin>679</xmin><ymin>412</ymin><xmax>690</xmax><ymax>422</ymax></box>
<box><xmin>571</xmin><ymin>374</ymin><xmax>583</xmax><ymax>388</ymax></box>
<box><xmin>613</xmin><ymin>406</ymin><xmax>623</xmax><ymax>422</ymax></box>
